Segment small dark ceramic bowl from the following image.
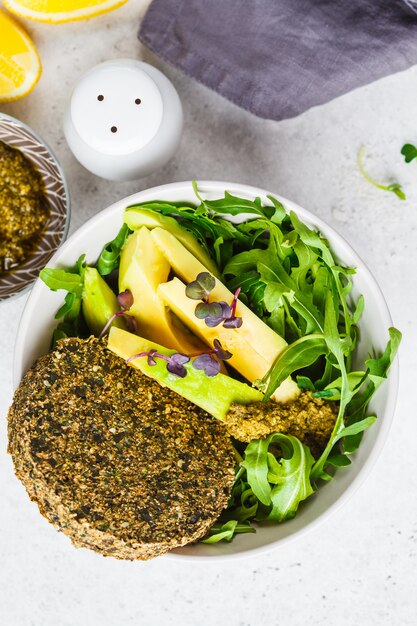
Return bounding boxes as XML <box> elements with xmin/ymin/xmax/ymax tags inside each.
<box><xmin>0</xmin><ymin>113</ymin><xmax>70</xmax><ymax>301</ymax></box>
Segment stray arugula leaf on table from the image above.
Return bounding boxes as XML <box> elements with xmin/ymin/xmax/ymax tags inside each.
<box><xmin>401</xmin><ymin>143</ymin><xmax>417</xmax><ymax>164</ymax></box>
<box><xmin>357</xmin><ymin>146</ymin><xmax>406</xmax><ymax>200</ymax></box>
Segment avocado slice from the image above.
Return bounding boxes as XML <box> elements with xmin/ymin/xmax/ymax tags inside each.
<box><xmin>82</xmin><ymin>267</ymin><xmax>124</xmax><ymax>336</ymax></box>
<box><xmin>151</xmin><ymin>228</ymin><xmax>289</xmax><ymax>362</ymax></box>
<box><xmin>123</xmin><ymin>207</ymin><xmax>220</xmax><ymax>277</ymax></box>
<box><xmin>118</xmin><ymin>227</ymin><xmax>206</xmax><ymax>355</ymax></box>
<box><xmin>108</xmin><ymin>327</ymin><xmax>264</xmax><ymax>421</ymax></box>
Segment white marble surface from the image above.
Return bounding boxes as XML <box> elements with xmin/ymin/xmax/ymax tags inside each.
<box><xmin>1</xmin><ymin>1</ymin><xmax>416</xmax><ymax>624</ymax></box>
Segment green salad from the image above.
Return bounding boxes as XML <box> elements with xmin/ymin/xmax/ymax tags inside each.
<box><xmin>40</xmin><ymin>183</ymin><xmax>401</xmax><ymax>543</ymax></box>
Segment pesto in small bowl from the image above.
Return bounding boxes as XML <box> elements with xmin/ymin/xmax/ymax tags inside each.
<box><xmin>0</xmin><ymin>113</ymin><xmax>70</xmax><ymax>301</ymax></box>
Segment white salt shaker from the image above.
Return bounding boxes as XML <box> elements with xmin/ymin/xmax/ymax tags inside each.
<box><xmin>63</xmin><ymin>59</ymin><xmax>183</xmax><ymax>181</ymax></box>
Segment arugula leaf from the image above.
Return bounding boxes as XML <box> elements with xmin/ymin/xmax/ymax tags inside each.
<box><xmin>313</xmin><ymin>371</ymin><xmax>366</xmax><ymax>400</ymax></box>
<box><xmin>201</xmin><ymin>520</ymin><xmax>255</xmax><ymax>543</ymax></box>
<box><xmin>311</xmin><ymin>327</ymin><xmax>400</xmax><ymax>478</ymax></box>
<box><xmin>352</xmin><ymin>295</ymin><xmax>365</xmax><ymax>325</ymax></box>
<box><xmin>289</xmin><ymin>211</ymin><xmax>334</xmax><ymax>266</ymax></box>
<box><xmin>192</xmin><ymin>180</ymin><xmax>265</xmax><ymax>217</ymax></box>
<box><xmin>227</xmin><ymin>270</ymin><xmax>266</xmax><ymax>318</ymax></box>
<box><xmin>296</xmin><ymin>375</ymin><xmax>316</xmax><ymax>391</ymax></box>
<box><xmin>266</xmin><ymin>195</ymin><xmax>286</xmax><ymax>224</ymax></box>
<box><xmin>267</xmin><ymin>436</ymin><xmax>315</xmax><ymax>521</ymax></box>
<box><xmin>39</xmin><ymin>268</ymin><xmax>83</xmax><ymax>295</ymax></box>
<box><xmin>242</xmin><ymin>434</ymin><xmax>315</xmax><ymax>522</ymax></box>
<box><xmin>230</xmin><ymin>487</ymin><xmax>259</xmax><ymax>522</ymax></box>
<box><xmin>310</xmin><ymin>287</ymin><xmax>355</xmax><ymax>480</ymax></box>
<box><xmin>386</xmin><ymin>184</ymin><xmax>406</xmax><ymax>201</ymax></box>
<box><xmin>347</xmin><ymin>327</ymin><xmax>401</xmax><ymax>423</ymax></box>
<box><xmin>258</xmin><ymin>259</ymin><xmax>297</xmax><ymax>292</ymax></box>
<box><xmin>312</xmin><ymin>266</ymin><xmax>331</xmax><ymax>312</ymax></box>
<box><xmin>40</xmin><ymin>254</ymin><xmax>88</xmax><ymax>344</ymax></box>
<box><xmin>358</xmin><ymin>146</ymin><xmax>406</xmax><ymax>200</ymax></box>
<box><xmin>401</xmin><ymin>143</ymin><xmax>417</xmax><ymax>163</ymax></box>
<box><xmin>55</xmin><ymin>292</ymin><xmax>80</xmax><ymax>321</ymax></box>
<box><xmin>262</xmin><ymin>334</ymin><xmax>328</xmax><ymax>401</ymax></box>
<box><xmin>333</xmin><ymin>415</ymin><xmax>377</xmax><ymax>442</ymax></box>
<box><xmin>50</xmin><ymin>326</ymin><xmax>68</xmax><ymax>344</ymax></box>
<box><xmin>97</xmin><ymin>223</ymin><xmax>131</xmax><ymax>276</ymax></box>
<box><xmin>263</xmin><ymin>281</ymin><xmax>288</xmax><ymax>312</ymax></box>
<box><xmin>241</xmin><ymin>437</ymin><xmax>271</xmax><ymax>505</ymax></box>
<box><xmin>326</xmin><ymin>453</ymin><xmax>352</xmax><ymax>468</ymax></box>
<box><xmin>125</xmin><ymin>200</ymin><xmax>197</xmax><ymax>214</ymax></box>
<box><xmin>366</xmin><ymin>328</ymin><xmax>402</xmax><ymax>386</ymax></box>
<box><xmin>285</xmin><ymin>291</ymin><xmax>324</xmax><ymax>335</ymax></box>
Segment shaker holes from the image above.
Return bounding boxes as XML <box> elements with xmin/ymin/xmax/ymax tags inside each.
<box><xmin>111</xmin><ymin>126</ymin><xmax>117</xmax><ymax>133</ymax></box>
<box><xmin>135</xmin><ymin>98</ymin><xmax>141</xmax><ymax>105</ymax></box>
<box><xmin>97</xmin><ymin>95</ymin><xmax>104</xmax><ymax>101</ymax></box>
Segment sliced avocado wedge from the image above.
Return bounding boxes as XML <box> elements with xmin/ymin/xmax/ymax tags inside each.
<box><xmin>123</xmin><ymin>207</ymin><xmax>220</xmax><ymax>277</ymax></box>
<box><xmin>118</xmin><ymin>227</ymin><xmax>206</xmax><ymax>354</ymax></box>
<box><xmin>82</xmin><ymin>267</ymin><xmax>124</xmax><ymax>336</ymax></box>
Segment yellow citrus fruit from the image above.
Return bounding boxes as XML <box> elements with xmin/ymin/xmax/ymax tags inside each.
<box><xmin>0</xmin><ymin>10</ymin><xmax>41</xmax><ymax>102</ymax></box>
<box><xmin>4</xmin><ymin>0</ymin><xmax>128</xmax><ymax>23</ymax></box>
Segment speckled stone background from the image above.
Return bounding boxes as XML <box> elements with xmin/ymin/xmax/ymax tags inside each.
<box><xmin>0</xmin><ymin>1</ymin><xmax>416</xmax><ymax>624</ymax></box>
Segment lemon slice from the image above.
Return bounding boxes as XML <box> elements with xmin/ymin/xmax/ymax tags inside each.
<box><xmin>0</xmin><ymin>10</ymin><xmax>41</xmax><ymax>102</ymax></box>
<box><xmin>4</xmin><ymin>0</ymin><xmax>128</xmax><ymax>23</ymax></box>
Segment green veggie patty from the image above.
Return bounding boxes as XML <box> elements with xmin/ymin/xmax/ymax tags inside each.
<box><xmin>8</xmin><ymin>337</ymin><xmax>235</xmax><ymax>560</ymax></box>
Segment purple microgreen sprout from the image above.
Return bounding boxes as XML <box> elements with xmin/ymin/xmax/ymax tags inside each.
<box><xmin>185</xmin><ymin>272</ymin><xmax>216</xmax><ymax>301</ymax></box>
<box><xmin>195</xmin><ymin>301</ymin><xmax>232</xmax><ymax>327</ymax></box>
<box><xmin>192</xmin><ymin>353</ymin><xmax>220</xmax><ymax>377</ymax></box>
<box><xmin>192</xmin><ymin>338</ymin><xmax>232</xmax><ymax>377</ymax></box>
<box><xmin>99</xmin><ymin>288</ymin><xmax>137</xmax><ymax>338</ymax></box>
<box><xmin>127</xmin><ymin>349</ymin><xmax>158</xmax><ymax>366</ymax></box>
<box><xmin>194</xmin><ymin>301</ymin><xmax>221</xmax><ymax>320</ymax></box>
<box><xmin>194</xmin><ymin>288</ymin><xmax>242</xmax><ymax>329</ymax></box>
<box><xmin>117</xmin><ymin>289</ymin><xmax>134</xmax><ymax>311</ymax></box>
<box><xmin>206</xmin><ymin>302</ymin><xmax>232</xmax><ymax>327</ymax></box>
<box><xmin>223</xmin><ymin>316</ymin><xmax>243</xmax><ymax>329</ymax></box>
<box><xmin>123</xmin><ymin>314</ymin><xmax>138</xmax><ymax>333</ymax></box>
<box><xmin>127</xmin><ymin>350</ymin><xmax>190</xmax><ymax>378</ymax></box>
<box><xmin>99</xmin><ymin>310</ymin><xmax>137</xmax><ymax>339</ymax></box>
<box><xmin>166</xmin><ymin>353</ymin><xmax>191</xmax><ymax>377</ymax></box>
<box><xmin>230</xmin><ymin>287</ymin><xmax>241</xmax><ymax>317</ymax></box>
<box><xmin>223</xmin><ymin>287</ymin><xmax>243</xmax><ymax>328</ymax></box>
<box><xmin>127</xmin><ymin>340</ymin><xmax>232</xmax><ymax>380</ymax></box>
<box><xmin>100</xmin><ymin>289</ymin><xmax>136</xmax><ymax>338</ymax></box>
<box><xmin>186</xmin><ymin>273</ymin><xmax>243</xmax><ymax>328</ymax></box>
<box><xmin>212</xmin><ymin>338</ymin><xmax>232</xmax><ymax>360</ymax></box>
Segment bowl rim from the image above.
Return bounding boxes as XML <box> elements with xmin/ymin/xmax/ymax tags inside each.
<box><xmin>12</xmin><ymin>179</ymin><xmax>399</xmax><ymax>561</ymax></box>
<box><xmin>0</xmin><ymin>112</ymin><xmax>71</xmax><ymax>302</ymax></box>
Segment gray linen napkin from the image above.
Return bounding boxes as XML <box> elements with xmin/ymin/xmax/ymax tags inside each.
<box><xmin>139</xmin><ymin>0</ymin><xmax>417</xmax><ymax>120</ymax></box>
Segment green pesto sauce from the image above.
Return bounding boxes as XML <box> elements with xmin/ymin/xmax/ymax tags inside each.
<box><xmin>0</xmin><ymin>141</ymin><xmax>50</xmax><ymax>273</ymax></box>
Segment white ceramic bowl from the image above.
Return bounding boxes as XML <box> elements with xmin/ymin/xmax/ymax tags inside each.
<box><xmin>13</xmin><ymin>181</ymin><xmax>399</xmax><ymax>561</ymax></box>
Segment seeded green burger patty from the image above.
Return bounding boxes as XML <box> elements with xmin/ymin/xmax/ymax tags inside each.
<box><xmin>8</xmin><ymin>337</ymin><xmax>235</xmax><ymax>560</ymax></box>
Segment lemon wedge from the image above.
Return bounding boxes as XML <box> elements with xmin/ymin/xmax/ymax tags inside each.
<box><xmin>4</xmin><ymin>0</ymin><xmax>128</xmax><ymax>23</ymax></box>
<box><xmin>0</xmin><ymin>10</ymin><xmax>41</xmax><ymax>102</ymax></box>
